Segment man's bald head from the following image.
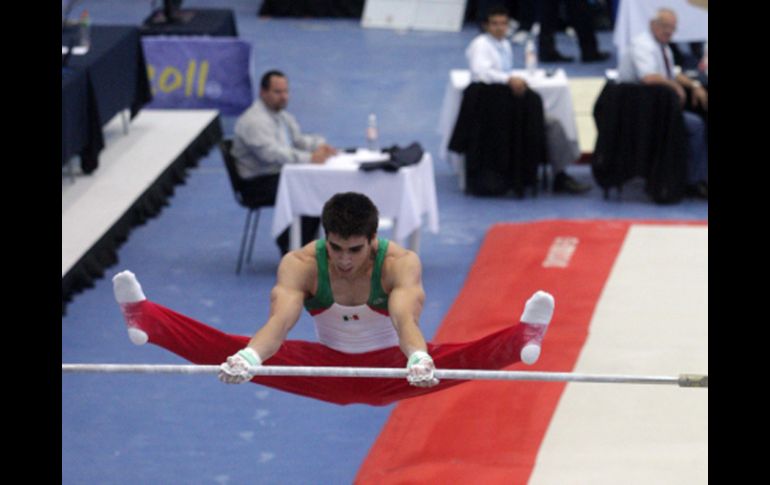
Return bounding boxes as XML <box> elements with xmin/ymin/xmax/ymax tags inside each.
<box><xmin>651</xmin><ymin>8</ymin><xmax>677</xmax><ymax>44</ymax></box>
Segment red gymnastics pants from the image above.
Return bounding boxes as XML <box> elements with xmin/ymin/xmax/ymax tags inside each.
<box><xmin>120</xmin><ymin>300</ymin><xmax>538</xmax><ymax>406</ymax></box>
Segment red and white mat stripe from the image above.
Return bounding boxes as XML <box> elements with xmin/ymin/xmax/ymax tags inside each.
<box><xmin>357</xmin><ymin>220</ymin><xmax>707</xmax><ymax>484</ymax></box>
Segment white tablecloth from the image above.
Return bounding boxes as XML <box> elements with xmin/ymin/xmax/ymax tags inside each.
<box><xmin>437</xmin><ymin>68</ymin><xmax>579</xmax><ymax>165</ymax></box>
<box><xmin>271</xmin><ymin>150</ymin><xmax>440</xmax><ymax>251</ymax></box>
<box><xmin>613</xmin><ymin>0</ymin><xmax>708</xmax><ymax>58</ymax></box>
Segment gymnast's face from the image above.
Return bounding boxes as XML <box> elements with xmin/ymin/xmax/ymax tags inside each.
<box><xmin>326</xmin><ymin>233</ymin><xmax>375</xmax><ymax>277</ymax></box>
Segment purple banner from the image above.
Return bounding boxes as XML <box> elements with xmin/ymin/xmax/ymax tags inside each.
<box><xmin>141</xmin><ymin>37</ymin><xmax>253</xmax><ymax>115</ymax></box>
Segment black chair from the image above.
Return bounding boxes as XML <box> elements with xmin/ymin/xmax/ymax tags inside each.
<box><xmin>219</xmin><ymin>138</ymin><xmax>275</xmax><ymax>274</ymax></box>
<box><xmin>448</xmin><ymin>82</ymin><xmax>547</xmax><ymax>197</ymax></box>
<box><xmin>592</xmin><ymin>81</ymin><xmax>688</xmax><ymax>204</ymax></box>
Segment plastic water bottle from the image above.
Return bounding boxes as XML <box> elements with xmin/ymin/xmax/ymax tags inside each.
<box><xmin>78</xmin><ymin>10</ymin><xmax>91</xmax><ymax>49</ymax></box>
<box><xmin>366</xmin><ymin>113</ymin><xmax>379</xmax><ymax>151</ymax></box>
<box><xmin>525</xmin><ymin>36</ymin><xmax>538</xmax><ymax>76</ymax></box>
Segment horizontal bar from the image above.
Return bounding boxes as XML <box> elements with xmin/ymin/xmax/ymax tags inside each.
<box><xmin>61</xmin><ymin>364</ymin><xmax>707</xmax><ymax>388</ymax></box>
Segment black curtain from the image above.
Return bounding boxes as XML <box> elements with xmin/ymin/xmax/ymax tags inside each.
<box><xmin>259</xmin><ymin>0</ymin><xmax>364</xmax><ymax>17</ymax></box>
<box><xmin>449</xmin><ymin>83</ymin><xmax>546</xmax><ymax>197</ymax></box>
<box><xmin>592</xmin><ymin>82</ymin><xmax>688</xmax><ymax>203</ymax></box>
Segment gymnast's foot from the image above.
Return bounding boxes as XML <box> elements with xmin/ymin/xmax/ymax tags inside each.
<box><xmin>519</xmin><ymin>290</ymin><xmax>555</xmax><ymax>365</ymax></box>
<box><xmin>112</xmin><ymin>270</ymin><xmax>149</xmax><ymax>345</ymax></box>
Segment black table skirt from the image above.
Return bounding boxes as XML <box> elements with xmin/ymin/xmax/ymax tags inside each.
<box><xmin>61</xmin><ymin>67</ymin><xmax>89</xmax><ymax>166</ymax></box>
<box><xmin>259</xmin><ymin>0</ymin><xmax>363</xmax><ymax>17</ymax></box>
<box><xmin>62</xmin><ymin>25</ymin><xmax>153</xmax><ymax>173</ymax></box>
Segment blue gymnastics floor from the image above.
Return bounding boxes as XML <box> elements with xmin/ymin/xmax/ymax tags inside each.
<box><xmin>62</xmin><ymin>2</ymin><xmax>707</xmax><ymax>483</ymax></box>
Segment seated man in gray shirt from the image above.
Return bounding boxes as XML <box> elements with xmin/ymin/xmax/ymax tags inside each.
<box><xmin>231</xmin><ymin>70</ymin><xmax>338</xmax><ymax>254</ymax></box>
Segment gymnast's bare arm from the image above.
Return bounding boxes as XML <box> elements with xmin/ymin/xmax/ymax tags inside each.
<box><xmin>245</xmin><ymin>244</ymin><xmax>318</xmax><ymax>360</ymax></box>
<box><xmin>383</xmin><ymin>244</ymin><xmax>428</xmax><ymax>358</ymax></box>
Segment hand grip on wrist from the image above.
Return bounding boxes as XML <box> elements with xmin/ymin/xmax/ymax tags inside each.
<box><xmin>218</xmin><ymin>347</ymin><xmax>262</xmax><ymax>384</ymax></box>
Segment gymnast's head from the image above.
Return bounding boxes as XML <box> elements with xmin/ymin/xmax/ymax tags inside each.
<box><xmin>321</xmin><ymin>192</ymin><xmax>379</xmax><ymax>243</ymax></box>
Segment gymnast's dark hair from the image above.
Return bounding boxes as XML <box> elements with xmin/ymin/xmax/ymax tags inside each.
<box><xmin>260</xmin><ymin>70</ymin><xmax>286</xmax><ymax>90</ymax></box>
<box><xmin>321</xmin><ymin>192</ymin><xmax>379</xmax><ymax>241</ymax></box>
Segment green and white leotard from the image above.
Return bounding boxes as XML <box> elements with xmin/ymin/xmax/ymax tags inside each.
<box><xmin>304</xmin><ymin>238</ymin><xmax>399</xmax><ymax>353</ymax></box>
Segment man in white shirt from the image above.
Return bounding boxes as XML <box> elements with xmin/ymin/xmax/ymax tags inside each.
<box><xmin>465</xmin><ymin>6</ymin><xmax>590</xmax><ymax>194</ymax></box>
<box><xmin>618</xmin><ymin>9</ymin><xmax>708</xmax><ymax>198</ymax></box>
<box><xmin>231</xmin><ymin>70</ymin><xmax>339</xmax><ymax>253</ymax></box>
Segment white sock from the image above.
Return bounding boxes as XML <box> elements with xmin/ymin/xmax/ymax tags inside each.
<box><xmin>126</xmin><ymin>327</ymin><xmax>149</xmax><ymax>345</ymax></box>
<box><xmin>520</xmin><ymin>345</ymin><xmax>541</xmax><ymax>365</ymax></box>
<box><xmin>112</xmin><ymin>270</ymin><xmax>148</xmax><ymax>345</ymax></box>
<box><xmin>520</xmin><ymin>290</ymin><xmax>554</xmax><ymax>325</ymax></box>
<box><xmin>112</xmin><ymin>270</ymin><xmax>146</xmax><ymax>304</ymax></box>
<box><xmin>519</xmin><ymin>291</ymin><xmax>555</xmax><ymax>365</ymax></box>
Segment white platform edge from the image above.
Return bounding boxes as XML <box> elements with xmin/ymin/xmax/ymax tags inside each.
<box><xmin>62</xmin><ymin>109</ymin><xmax>220</xmax><ymax>277</ymax></box>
